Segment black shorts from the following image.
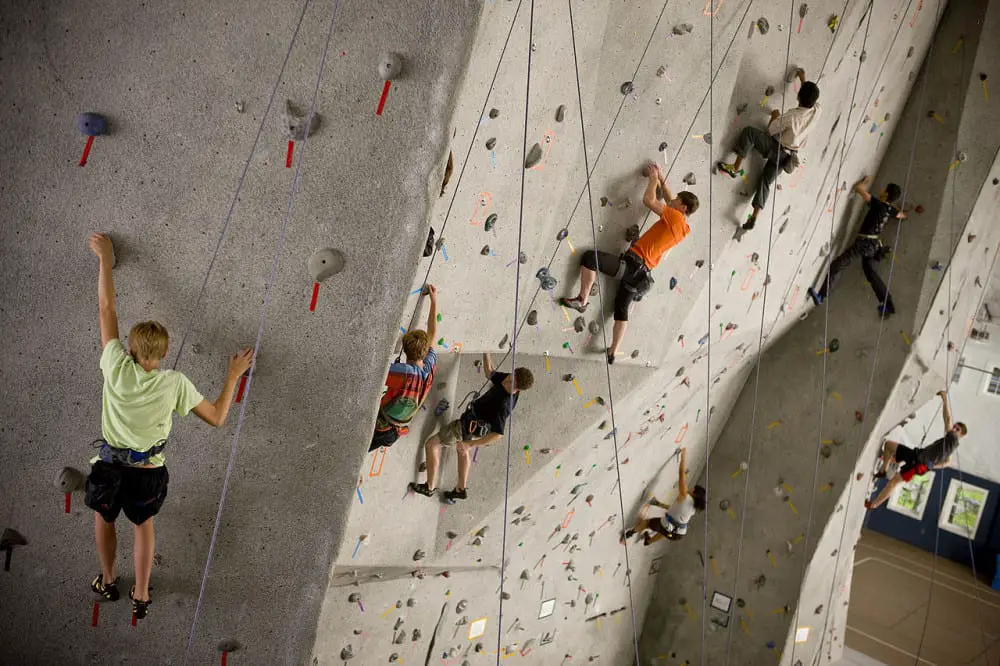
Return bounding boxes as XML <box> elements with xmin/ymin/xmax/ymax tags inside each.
<box><xmin>892</xmin><ymin>444</ymin><xmax>927</xmax><ymax>481</ymax></box>
<box><xmin>85</xmin><ymin>462</ymin><xmax>169</xmax><ymax>525</ymax></box>
<box><xmin>580</xmin><ymin>250</ymin><xmax>652</xmax><ymax>322</ymax></box>
<box><xmin>370</xmin><ymin>426</ymin><xmax>399</xmax><ymax>452</ymax></box>
<box><xmin>648</xmin><ymin>516</ymin><xmax>685</xmax><ymax>541</ymax></box>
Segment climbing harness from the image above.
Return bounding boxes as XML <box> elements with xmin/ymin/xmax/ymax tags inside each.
<box><xmin>92</xmin><ymin>438</ymin><xmax>167</xmax><ymax>466</ymax></box>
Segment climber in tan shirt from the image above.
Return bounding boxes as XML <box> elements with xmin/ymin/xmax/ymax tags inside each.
<box><xmin>716</xmin><ymin>68</ymin><xmax>821</xmax><ymax>231</ymax></box>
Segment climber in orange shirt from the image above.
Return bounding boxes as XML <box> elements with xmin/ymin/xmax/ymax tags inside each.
<box><xmin>561</xmin><ymin>163</ymin><xmax>697</xmax><ymax>364</ymax></box>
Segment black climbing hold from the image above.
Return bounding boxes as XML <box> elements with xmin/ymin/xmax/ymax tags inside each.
<box><xmin>525</xmin><ymin>143</ymin><xmax>543</xmax><ymax>169</ymax></box>
<box><xmin>658</xmin><ymin>141</ymin><xmax>668</xmax><ymax>152</ymax></box>
<box><xmin>764</xmin><ymin>85</ymin><xmax>775</xmax><ymax>97</ymax></box>
<box><xmin>556</xmin><ymin>228</ymin><xmax>569</xmax><ymax>241</ymax></box>
<box><xmin>757</xmin><ymin>17</ymin><xmax>770</xmax><ymax>34</ymax></box>
<box><xmin>526</xmin><ymin>310</ymin><xmax>538</xmax><ymax>325</ymax></box>
<box><xmin>485</xmin><ymin>213</ymin><xmax>497</xmax><ymax>232</ymax></box>
<box><xmin>669</xmin><ymin>277</ymin><xmax>677</xmax><ymax>290</ymax></box>
<box><xmin>556</xmin><ymin>105</ymin><xmax>566</xmax><ymax>122</ymax></box>
<box><xmin>481</xmin><ymin>245</ymin><xmax>490</xmax><ymax>256</ymax></box>
<box><xmin>620</xmin><ymin>81</ymin><xmax>634</xmax><ymax>95</ymax></box>
<box><xmin>485</xmin><ymin>137</ymin><xmax>497</xmax><ymax>150</ymax></box>
<box><xmin>218</xmin><ymin>640</ymin><xmax>242</xmax><ymax>654</ymax></box>
<box><xmin>828</xmin><ymin>338</ymin><xmax>840</xmax><ymax>353</ymax></box>
<box><xmin>76</xmin><ymin>112</ymin><xmax>108</xmax><ymax>136</ymax></box>
<box><xmin>600</xmin><ymin>196</ymin><xmax>609</xmax><ymax>207</ymax></box>
<box><xmin>423</xmin><ymin>227</ymin><xmax>435</xmax><ymax>257</ymax></box>
<box><xmin>1</xmin><ymin>528</ymin><xmax>27</xmax><ymax>571</ymax></box>
<box><xmin>630</xmin><ymin>350</ymin><xmax>639</xmax><ymax>359</ymax></box>
<box><xmin>703</xmin><ymin>132</ymin><xmax>712</xmax><ymax>145</ymax></box>
<box><xmin>378</xmin><ymin>52</ymin><xmax>403</xmax><ymax>81</ymax></box>
<box><xmin>489</xmin><ymin>108</ymin><xmax>500</xmax><ymax>119</ymax></box>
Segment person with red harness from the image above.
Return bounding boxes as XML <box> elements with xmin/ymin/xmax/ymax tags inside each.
<box><xmin>866</xmin><ymin>391</ymin><xmax>967</xmax><ymax>510</ymax></box>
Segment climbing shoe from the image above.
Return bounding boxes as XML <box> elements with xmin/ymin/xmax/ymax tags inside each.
<box><xmin>741</xmin><ymin>215</ymin><xmax>756</xmax><ymax>231</ymax></box>
<box><xmin>716</xmin><ymin>162</ymin><xmax>740</xmax><ymax>179</ymax></box>
<box><xmin>877</xmin><ymin>303</ymin><xmax>895</xmax><ymax>319</ymax></box>
<box><xmin>409</xmin><ymin>482</ymin><xmax>435</xmax><ymax>497</ymax></box>
<box><xmin>129</xmin><ymin>586</ymin><xmax>151</xmax><ymax>620</ymax></box>
<box><xmin>559</xmin><ymin>297</ymin><xmax>588</xmax><ymax>313</ymax></box>
<box><xmin>91</xmin><ymin>573</ymin><xmax>120</xmax><ymax>601</ymax></box>
<box><xmin>443</xmin><ymin>488</ymin><xmax>468</xmax><ymax>504</ymax></box>
<box><xmin>607</xmin><ymin>351</ymin><xmax>616</xmax><ymax>365</ymax></box>
<box><xmin>807</xmin><ymin>287</ymin><xmax>823</xmax><ymax>306</ymax></box>
<box><xmin>620</xmin><ymin>528</ymin><xmax>637</xmax><ymax>545</ymax></box>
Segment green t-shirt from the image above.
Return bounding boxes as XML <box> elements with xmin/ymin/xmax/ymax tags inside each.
<box><xmin>93</xmin><ymin>339</ymin><xmax>204</xmax><ymax>467</ymax></box>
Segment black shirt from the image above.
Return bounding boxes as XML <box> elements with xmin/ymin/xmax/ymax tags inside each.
<box><xmin>858</xmin><ymin>198</ymin><xmax>899</xmax><ymax>236</ymax></box>
<box><xmin>918</xmin><ymin>431</ymin><xmax>960</xmax><ymax>467</ymax></box>
<box><xmin>469</xmin><ymin>372</ymin><xmax>518</xmax><ymax>436</ymax></box>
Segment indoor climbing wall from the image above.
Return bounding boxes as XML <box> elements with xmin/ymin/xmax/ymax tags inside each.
<box><xmin>0</xmin><ymin>0</ymin><xmax>995</xmax><ymax>665</ymax></box>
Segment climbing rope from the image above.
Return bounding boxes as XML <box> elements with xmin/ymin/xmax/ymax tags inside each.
<box><xmin>494</xmin><ymin>0</ymin><xmax>534</xmax><ymax>659</ymax></box>
<box><xmin>722</xmin><ymin>0</ymin><xmax>805</xmax><ymax>664</ymax></box>
<box><xmin>565</xmin><ymin>0</ymin><xmax>642</xmax><ymax>660</ymax></box>
<box><xmin>170</xmin><ymin>0</ymin><xmax>314</xmax><ymax>371</ymax></box>
<box><xmin>181</xmin><ymin>0</ymin><xmax>342</xmax><ymax>660</ymax></box>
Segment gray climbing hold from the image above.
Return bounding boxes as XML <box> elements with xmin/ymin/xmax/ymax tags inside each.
<box><xmin>525</xmin><ymin>143</ymin><xmax>543</xmax><ymax>169</ymax></box>
<box><xmin>486</xmin><ymin>137</ymin><xmax>497</xmax><ymax>150</ymax></box>
<box><xmin>630</xmin><ymin>350</ymin><xmax>639</xmax><ymax>359</ymax></box>
<box><xmin>519</xmin><ymin>251</ymin><xmax>528</xmax><ymax>264</ymax></box>
<box><xmin>562</xmin><ymin>373</ymin><xmax>575</xmax><ymax>382</ymax></box>
<box><xmin>703</xmin><ymin>132</ymin><xmax>712</xmax><ymax>145</ymax></box>
<box><xmin>475</xmin><ymin>526</ymin><xmax>489</xmax><ymax>537</ymax></box>
<box><xmin>574</xmin><ymin>316</ymin><xmax>585</xmax><ymax>333</ymax></box>
<box><xmin>413</xmin><ymin>549</ymin><xmax>426</xmax><ymax>561</ymax></box>
<box><xmin>757</xmin><ymin>17</ymin><xmax>770</xmax><ymax>34</ymax></box>
<box><xmin>598</xmin><ymin>420</ymin><xmax>608</xmax><ymax>430</ymax></box>
<box><xmin>658</xmin><ymin>141</ymin><xmax>668</xmax><ymax>152</ymax></box>
<box><xmin>656</xmin><ymin>65</ymin><xmax>667</xmax><ymax>78</ymax></box>
<box><xmin>527</xmin><ymin>310</ymin><xmax>538</xmax><ymax>325</ymax></box>
<box><xmin>308</xmin><ymin>248</ymin><xmax>346</xmax><ymax>282</ymax></box>
<box><xmin>501</xmin><ymin>592</ymin><xmax>511</xmax><ymax>600</ymax></box>
<box><xmin>764</xmin><ymin>85</ymin><xmax>775</xmax><ymax>97</ymax></box>
<box><xmin>234</xmin><ymin>101</ymin><xmax>245</xmax><ymax>113</ymax></box>
<box><xmin>499</xmin><ymin>334</ymin><xmax>509</xmax><ymax>349</ymax></box>
<box><xmin>620</xmin><ymin>81</ymin><xmax>634</xmax><ymax>95</ymax></box>
<box><xmin>672</xmin><ymin>23</ymin><xmax>693</xmax><ymax>35</ymax></box>
<box><xmin>217</xmin><ymin>640</ymin><xmax>242</xmax><ymax>653</ymax></box>
<box><xmin>957</xmin><ymin>150</ymin><xmax>968</xmax><ymax>162</ymax></box>
<box><xmin>820</xmin><ymin>445</ymin><xmax>832</xmax><ymax>458</ymax></box>
<box><xmin>519</xmin><ymin>569</ymin><xmax>530</xmax><ymax>580</ymax></box>
<box><xmin>799</xmin><ymin>3</ymin><xmax>809</xmax><ymax>18</ymax></box>
<box><xmin>472</xmin><ymin>536</ymin><xmax>483</xmax><ymax>546</ymax></box>
<box><xmin>282</xmin><ymin>100</ymin><xmax>321</xmax><ymax>141</ymax></box>
<box><xmin>393</xmin><ymin>617</ymin><xmax>404</xmax><ymax>630</ymax></box>
<box><xmin>389</xmin><ymin>654</ymin><xmax>399</xmax><ymax>663</ymax></box>
<box><xmin>340</xmin><ymin>645</ymin><xmax>355</xmax><ymax>660</ymax></box>
<box><xmin>456</xmin><ymin>599</ymin><xmax>468</xmax><ymax>613</ymax></box>
<box><xmin>446</xmin><ymin>531</ymin><xmax>458</xmax><ymax>539</ymax></box>
<box><xmin>675</xmin><ymin>367</ymin><xmax>685</xmax><ymax>377</ymax></box>
<box><xmin>489</xmin><ymin>108</ymin><xmax>500</xmax><ymax>119</ymax></box>
<box><xmin>393</xmin><ymin>630</ymin><xmax>405</xmax><ymax>645</ymax></box>
<box><xmin>378</xmin><ymin>52</ymin><xmax>403</xmax><ymax>81</ymax></box>
<box><xmin>625</xmin><ymin>224</ymin><xmax>640</xmax><ymax>242</ymax></box>
<box><xmin>585</xmin><ymin>321</ymin><xmax>600</xmax><ymax>336</ymax></box>
<box><xmin>719</xmin><ymin>499</ymin><xmax>730</xmax><ymax>510</ymax></box>
<box><xmin>480</xmin><ymin>245</ymin><xmax>491</xmax><ymax>256</ymax></box>
<box><xmin>907</xmin><ymin>46</ymin><xmax>915</xmax><ymax>58</ymax></box>
<box><xmin>859</xmin><ymin>50</ymin><xmax>867</xmax><ymax>63</ymax></box>
<box><xmin>348</xmin><ymin>593</ymin><xmax>361</xmax><ymax>602</ymax></box>
<box><xmin>600</xmin><ymin>196</ymin><xmax>609</xmax><ymax>207</ymax></box>
<box><xmin>682</xmin><ymin>172</ymin><xmax>696</xmax><ymax>185</ymax></box>
<box><xmin>513</xmin><ymin>505</ymin><xmax>526</xmax><ymax>515</ymax></box>
<box><xmin>485</xmin><ymin>214</ymin><xmax>497</xmax><ymax>232</ymax></box>
<box><xmin>815</xmin><ymin>604</ymin><xmax>824</xmax><ymax>614</ymax></box>
<box><xmin>76</xmin><ymin>112</ymin><xmax>108</xmax><ymax>137</ymax></box>
<box><xmin>556</xmin><ymin>105</ymin><xmax>567</xmax><ymax>122</ymax></box>
<box><xmin>412</xmin><ymin>628</ymin><xmax>422</xmax><ymax>641</ymax></box>
<box><xmin>556</xmin><ymin>228</ymin><xmax>569</xmax><ymax>241</ymax></box>
<box><xmin>57</xmin><ymin>467</ymin><xmax>86</xmax><ymax>493</ymax></box>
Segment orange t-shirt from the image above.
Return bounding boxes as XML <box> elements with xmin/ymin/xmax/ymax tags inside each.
<box><xmin>630</xmin><ymin>207</ymin><xmax>690</xmax><ymax>269</ymax></box>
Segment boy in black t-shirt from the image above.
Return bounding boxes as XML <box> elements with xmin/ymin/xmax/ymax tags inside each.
<box><xmin>409</xmin><ymin>353</ymin><xmax>534</xmax><ymax>502</ymax></box>
<box><xmin>866</xmin><ymin>391</ymin><xmax>967</xmax><ymax>510</ymax></box>
<box><xmin>808</xmin><ymin>176</ymin><xmax>906</xmax><ymax>317</ymax></box>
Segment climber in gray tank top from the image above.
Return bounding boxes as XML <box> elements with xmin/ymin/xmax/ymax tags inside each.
<box><xmin>623</xmin><ymin>447</ymin><xmax>707</xmax><ymax>545</ymax></box>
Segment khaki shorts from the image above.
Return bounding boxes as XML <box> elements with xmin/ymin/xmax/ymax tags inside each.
<box><xmin>437</xmin><ymin>419</ymin><xmax>464</xmax><ymax>447</ymax></box>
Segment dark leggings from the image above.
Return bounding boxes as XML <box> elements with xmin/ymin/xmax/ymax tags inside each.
<box><xmin>581</xmin><ymin>250</ymin><xmax>645</xmax><ymax>321</ymax></box>
<box><xmin>817</xmin><ymin>238</ymin><xmax>894</xmax><ymax>311</ymax></box>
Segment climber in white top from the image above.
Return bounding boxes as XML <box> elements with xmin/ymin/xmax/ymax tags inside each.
<box><xmin>716</xmin><ymin>68</ymin><xmax>821</xmax><ymax>231</ymax></box>
<box><xmin>623</xmin><ymin>447</ymin><xmax>707</xmax><ymax>546</ymax></box>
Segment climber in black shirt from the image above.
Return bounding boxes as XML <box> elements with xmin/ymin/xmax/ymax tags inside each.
<box><xmin>808</xmin><ymin>176</ymin><xmax>905</xmax><ymax>317</ymax></box>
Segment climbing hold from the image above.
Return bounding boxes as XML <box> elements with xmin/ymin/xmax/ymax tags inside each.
<box><xmin>525</xmin><ymin>143</ymin><xmax>543</xmax><ymax>169</ymax></box>
<box><xmin>656</xmin><ymin>65</ymin><xmax>667</xmax><ymax>78</ymax></box>
<box><xmin>407</xmin><ymin>598</ymin><xmax>416</xmax><ymax>607</ymax></box>
<box><xmin>413</xmin><ymin>549</ymin><xmax>426</xmax><ymax>561</ymax></box>
<box><xmin>906</xmin><ymin>45</ymin><xmax>915</xmax><ymax>58</ymax></box>
<box><xmin>484</xmin><ymin>213</ymin><xmax>498</xmax><ymax>233</ymax></box>
<box><xmin>820</xmin><ymin>445</ymin><xmax>832</xmax><ymax>459</ymax></box>
<box><xmin>556</xmin><ymin>105</ymin><xmax>567</xmax><ymax>122</ymax></box>
<box><xmin>669</xmin><ymin>277</ymin><xmax>678</xmax><ymax>290</ymax></box>
<box><xmin>556</xmin><ymin>228</ymin><xmax>569</xmax><ymax>241</ymax></box>
<box><xmin>536</xmin><ymin>267</ymin><xmax>557</xmax><ymax>291</ymax></box>
<box><xmin>282</xmin><ymin>100</ymin><xmax>321</xmax><ymax>141</ymax></box>
<box><xmin>75</xmin><ymin>112</ymin><xmax>108</xmax><ymax>137</ymax></box>
<box><xmin>598</xmin><ymin>421</ymin><xmax>607</xmax><ymax>430</ymax></box>
<box><xmin>630</xmin><ymin>350</ymin><xmax>639</xmax><ymax>359</ymax></box>
<box><xmin>340</xmin><ymin>645</ymin><xmax>355</xmax><ymax>660</ymax></box>
<box><xmin>307</xmin><ymin>248</ymin><xmax>346</xmax><ymax>282</ymax></box>
<box><xmin>456</xmin><ymin>599</ymin><xmax>468</xmax><ymax>613</ymax></box>
<box><xmin>574</xmin><ymin>317</ymin><xmax>585</xmax><ymax>333</ymax></box>
<box><xmin>501</xmin><ymin>592</ymin><xmax>511</xmax><ymax>600</ymax></box>
<box><xmin>719</xmin><ymin>499</ymin><xmax>730</xmax><ymax>511</ymax></box>
<box><xmin>672</xmin><ymin>23</ymin><xmax>693</xmax><ymax>35</ymax></box>
<box><xmin>520</xmin><ymin>569</ymin><xmax>530</xmax><ymax>580</ymax></box>
<box><xmin>703</xmin><ymin>132</ymin><xmax>712</xmax><ymax>145</ymax></box>
<box><xmin>347</xmin><ymin>593</ymin><xmax>361</xmax><ymax>603</ymax></box>
<box><xmin>827</xmin><ymin>14</ymin><xmax>839</xmax><ymax>32</ymax></box>
<box><xmin>620</xmin><ymin>81</ymin><xmax>634</xmax><ymax>95</ymax></box>
<box><xmin>625</xmin><ymin>224</ymin><xmax>640</xmax><ymax>242</ymax></box>
<box><xmin>499</xmin><ymin>334</ymin><xmax>509</xmax><ymax>349</ymax></box>
<box><xmin>828</xmin><ymin>338</ymin><xmax>840</xmax><ymax>353</ymax></box>
<box><xmin>658</xmin><ymin>141</ymin><xmax>669</xmax><ymax>152</ymax></box>
<box><xmin>480</xmin><ymin>245</ymin><xmax>490</xmax><ymax>256</ymax></box>
<box><xmin>682</xmin><ymin>172</ymin><xmax>696</xmax><ymax>185</ymax></box>
<box><xmin>486</xmin><ymin>137</ymin><xmax>497</xmax><ymax>150</ymax></box>
<box><xmin>57</xmin><ymin>467</ymin><xmax>86</xmax><ymax>493</ymax></box>
<box><xmin>527</xmin><ymin>310</ymin><xmax>538</xmax><ymax>325</ymax></box>
<box><xmin>489</xmin><ymin>108</ymin><xmax>500</xmax><ymax>119</ymax></box>
<box><xmin>562</xmin><ymin>373</ymin><xmax>575</xmax><ymax>382</ymax></box>
<box><xmin>757</xmin><ymin>17</ymin><xmax>770</xmax><ymax>34</ymax></box>
<box><xmin>378</xmin><ymin>52</ymin><xmax>403</xmax><ymax>81</ymax></box>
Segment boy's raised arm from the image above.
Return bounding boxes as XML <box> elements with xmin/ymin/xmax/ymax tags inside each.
<box><xmin>89</xmin><ymin>233</ymin><xmax>119</xmax><ymax>348</ymax></box>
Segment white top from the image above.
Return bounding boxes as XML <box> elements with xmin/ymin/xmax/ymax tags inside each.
<box><xmin>667</xmin><ymin>494</ymin><xmax>696</xmax><ymax>526</ymax></box>
<box><xmin>767</xmin><ymin>103</ymin><xmax>821</xmax><ymax>150</ymax></box>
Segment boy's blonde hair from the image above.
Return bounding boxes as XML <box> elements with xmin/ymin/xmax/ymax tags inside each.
<box><xmin>402</xmin><ymin>330</ymin><xmax>430</xmax><ymax>363</ymax></box>
<box><xmin>129</xmin><ymin>321</ymin><xmax>169</xmax><ymax>361</ymax></box>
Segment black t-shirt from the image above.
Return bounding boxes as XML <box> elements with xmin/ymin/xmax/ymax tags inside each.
<box><xmin>918</xmin><ymin>431</ymin><xmax>960</xmax><ymax>467</ymax></box>
<box><xmin>468</xmin><ymin>372</ymin><xmax>518</xmax><ymax>436</ymax></box>
<box><xmin>859</xmin><ymin>198</ymin><xmax>899</xmax><ymax>236</ymax></box>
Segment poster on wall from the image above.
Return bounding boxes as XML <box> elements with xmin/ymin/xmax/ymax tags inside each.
<box><xmin>887</xmin><ymin>472</ymin><xmax>935</xmax><ymax>520</ymax></box>
<box><xmin>939</xmin><ymin>480</ymin><xmax>989</xmax><ymax>538</ymax></box>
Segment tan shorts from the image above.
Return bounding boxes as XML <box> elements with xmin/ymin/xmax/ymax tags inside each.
<box><xmin>437</xmin><ymin>419</ymin><xmax>464</xmax><ymax>447</ymax></box>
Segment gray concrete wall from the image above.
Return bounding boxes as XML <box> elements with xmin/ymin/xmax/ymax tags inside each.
<box><xmin>637</xmin><ymin>1</ymin><xmax>1000</xmax><ymax>664</ymax></box>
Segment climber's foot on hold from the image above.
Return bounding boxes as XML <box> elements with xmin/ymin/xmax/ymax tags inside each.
<box><xmin>607</xmin><ymin>350</ymin><xmax>616</xmax><ymax>365</ymax></box>
<box><xmin>443</xmin><ymin>487</ymin><xmax>468</xmax><ymax>504</ymax></box>
<box><xmin>807</xmin><ymin>287</ymin><xmax>823</xmax><ymax>306</ymax></box>
<box><xmin>560</xmin><ymin>296</ymin><xmax>588</xmax><ymax>313</ymax></box>
<box><xmin>409</xmin><ymin>482</ymin><xmax>435</xmax><ymax>497</ymax></box>
<box><xmin>741</xmin><ymin>213</ymin><xmax>757</xmax><ymax>231</ymax></box>
<box><xmin>716</xmin><ymin>162</ymin><xmax>739</xmax><ymax>179</ymax></box>
<box><xmin>129</xmin><ymin>586</ymin><xmax>151</xmax><ymax>620</ymax></box>
<box><xmin>91</xmin><ymin>573</ymin><xmax>120</xmax><ymax>601</ymax></box>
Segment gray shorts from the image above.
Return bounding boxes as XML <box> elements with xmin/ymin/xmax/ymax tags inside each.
<box><xmin>437</xmin><ymin>419</ymin><xmax>464</xmax><ymax>447</ymax></box>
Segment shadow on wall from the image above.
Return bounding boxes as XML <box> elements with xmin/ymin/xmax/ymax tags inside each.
<box><xmin>866</xmin><ymin>466</ymin><xmax>1000</xmax><ymax>579</ymax></box>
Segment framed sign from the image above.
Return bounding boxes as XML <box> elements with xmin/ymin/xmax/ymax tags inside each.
<box><xmin>939</xmin><ymin>479</ymin><xmax>989</xmax><ymax>538</ymax></box>
<box><xmin>887</xmin><ymin>472</ymin><xmax>935</xmax><ymax>520</ymax></box>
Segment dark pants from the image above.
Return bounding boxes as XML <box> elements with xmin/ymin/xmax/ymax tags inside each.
<box><xmin>581</xmin><ymin>250</ymin><xmax>649</xmax><ymax>321</ymax></box>
<box><xmin>85</xmin><ymin>462</ymin><xmax>169</xmax><ymax>525</ymax></box>
<box><xmin>733</xmin><ymin>125</ymin><xmax>792</xmax><ymax>210</ymax></box>
<box><xmin>817</xmin><ymin>238</ymin><xmax>894</xmax><ymax>312</ymax></box>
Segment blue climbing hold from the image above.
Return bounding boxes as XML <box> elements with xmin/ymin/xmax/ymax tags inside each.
<box><xmin>76</xmin><ymin>113</ymin><xmax>108</xmax><ymax>136</ymax></box>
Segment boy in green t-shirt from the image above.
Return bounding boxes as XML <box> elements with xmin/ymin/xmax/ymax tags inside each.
<box><xmin>85</xmin><ymin>233</ymin><xmax>253</xmax><ymax>620</ymax></box>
